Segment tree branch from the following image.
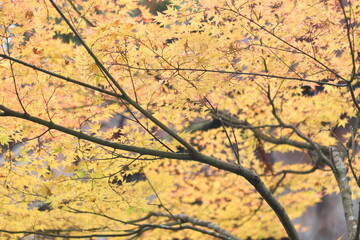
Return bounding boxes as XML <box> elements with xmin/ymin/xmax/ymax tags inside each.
<box><xmin>191</xmin><ymin>152</ymin><xmax>300</xmax><ymax>240</ymax></box>
<box><xmin>151</xmin><ymin>212</ymin><xmax>243</xmax><ymax>240</ymax></box>
<box><xmin>112</xmin><ymin>63</ymin><xmax>346</xmax><ymax>87</ymax></box>
<box><xmin>0</xmin><ymin>54</ymin><xmax>124</xmax><ymax>100</ymax></box>
<box><xmin>224</xmin><ymin>4</ymin><xmax>348</xmax><ymax>82</ymax></box>
<box><xmin>338</xmin><ymin>0</ymin><xmax>356</xmax><ymax>82</ymax></box>
<box><xmin>0</xmin><ymin>102</ymin><xmax>300</xmax><ymax>239</ymax></box>
<box><xmin>214</xmin><ymin>111</ymin><xmax>330</xmax><ymax>154</ymax></box>
<box><xmin>0</xmin><ymin>104</ymin><xmax>190</xmax><ymax>160</ymax></box>
<box><xmin>49</xmin><ymin>0</ymin><xmax>198</xmax><ymax>153</ymax></box>
<box><xmin>332</xmin><ymin>148</ymin><xmax>357</xmax><ymax>239</ymax></box>
<box><xmin>68</xmin><ymin>207</ymin><xmax>243</xmax><ymax>240</ymax></box>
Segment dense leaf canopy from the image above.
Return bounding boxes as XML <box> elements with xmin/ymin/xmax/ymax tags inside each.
<box><xmin>0</xmin><ymin>0</ymin><xmax>359</xmax><ymax>239</ymax></box>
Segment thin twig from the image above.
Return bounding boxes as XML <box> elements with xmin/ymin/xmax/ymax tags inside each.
<box><xmin>339</xmin><ymin>0</ymin><xmax>356</xmax><ymax>82</ymax></box>
<box><xmin>112</xmin><ymin>63</ymin><xmax>346</xmax><ymax>87</ymax></box>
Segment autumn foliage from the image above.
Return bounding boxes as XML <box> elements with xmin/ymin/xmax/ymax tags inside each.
<box><xmin>0</xmin><ymin>0</ymin><xmax>359</xmax><ymax>239</ymax></box>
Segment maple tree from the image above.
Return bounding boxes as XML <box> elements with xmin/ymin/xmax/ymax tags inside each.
<box><xmin>0</xmin><ymin>0</ymin><xmax>359</xmax><ymax>239</ymax></box>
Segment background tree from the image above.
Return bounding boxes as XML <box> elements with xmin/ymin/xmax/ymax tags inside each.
<box><xmin>0</xmin><ymin>0</ymin><xmax>359</xmax><ymax>239</ymax></box>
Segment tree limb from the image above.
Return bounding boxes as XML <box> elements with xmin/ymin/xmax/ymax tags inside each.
<box><xmin>332</xmin><ymin>148</ymin><xmax>357</xmax><ymax>239</ymax></box>
<box><xmin>0</xmin><ymin>104</ymin><xmax>190</xmax><ymax>160</ymax></box>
